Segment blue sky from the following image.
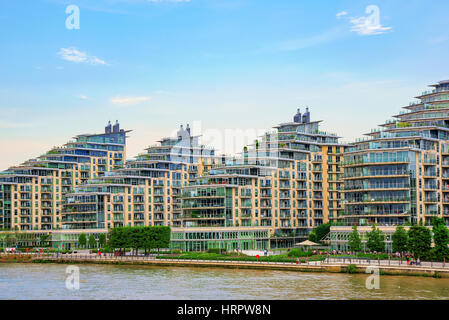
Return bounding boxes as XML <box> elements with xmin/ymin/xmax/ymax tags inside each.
<box><xmin>1</xmin><ymin>0</ymin><xmax>449</xmax><ymax>169</ymax></box>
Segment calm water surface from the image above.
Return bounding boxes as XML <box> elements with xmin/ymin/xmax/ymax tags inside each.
<box><xmin>1</xmin><ymin>263</ymin><xmax>448</xmax><ymax>300</ymax></box>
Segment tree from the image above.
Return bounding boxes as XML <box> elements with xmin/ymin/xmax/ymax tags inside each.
<box><xmin>108</xmin><ymin>227</ymin><xmax>128</xmax><ymax>255</ymax></box>
<box><xmin>407</xmin><ymin>225</ymin><xmax>432</xmax><ymax>259</ymax></box>
<box><xmin>98</xmin><ymin>234</ymin><xmax>106</xmax><ymax>248</ymax></box>
<box><xmin>309</xmin><ymin>222</ymin><xmax>331</xmax><ymax>243</ymax></box>
<box><xmin>392</xmin><ymin>225</ymin><xmax>408</xmax><ymax>254</ymax></box>
<box><xmin>366</xmin><ymin>225</ymin><xmax>385</xmax><ymax>253</ymax></box>
<box><xmin>88</xmin><ymin>234</ymin><xmax>97</xmax><ymax>249</ymax></box>
<box><xmin>154</xmin><ymin>226</ymin><xmax>171</xmax><ymax>251</ymax></box>
<box><xmin>308</xmin><ymin>231</ymin><xmax>317</xmax><ymax>243</ymax></box>
<box><xmin>107</xmin><ymin>226</ymin><xmax>171</xmax><ymax>254</ymax></box>
<box><xmin>348</xmin><ymin>225</ymin><xmax>362</xmax><ymax>252</ymax></box>
<box><xmin>78</xmin><ymin>233</ymin><xmax>87</xmax><ymax>248</ymax></box>
<box><xmin>432</xmin><ymin>217</ymin><xmax>449</xmax><ymax>261</ymax></box>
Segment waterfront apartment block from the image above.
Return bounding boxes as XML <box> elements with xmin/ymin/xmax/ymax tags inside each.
<box><xmin>8</xmin><ymin>79</ymin><xmax>449</xmax><ymax>250</ymax></box>
<box><xmin>342</xmin><ymin>80</ymin><xmax>449</xmax><ymax>227</ymax></box>
<box><xmin>62</xmin><ymin>124</ymin><xmax>219</xmax><ymax>230</ymax></box>
<box><xmin>0</xmin><ymin>121</ymin><xmax>129</xmax><ymax>231</ymax></box>
<box><xmin>180</xmin><ymin>109</ymin><xmax>347</xmax><ymax>248</ymax></box>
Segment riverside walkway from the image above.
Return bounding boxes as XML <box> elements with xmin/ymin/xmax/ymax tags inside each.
<box><xmin>3</xmin><ymin>253</ymin><xmax>448</xmax><ymax>278</ymax></box>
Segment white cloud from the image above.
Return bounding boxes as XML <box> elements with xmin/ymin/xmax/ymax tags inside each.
<box><xmin>76</xmin><ymin>94</ymin><xmax>89</xmax><ymax>100</ymax></box>
<box><xmin>349</xmin><ymin>6</ymin><xmax>392</xmax><ymax>36</ymax></box>
<box><xmin>336</xmin><ymin>11</ymin><xmax>348</xmax><ymax>18</ymax></box>
<box><xmin>58</xmin><ymin>47</ymin><xmax>107</xmax><ymax>65</ymax></box>
<box><xmin>110</xmin><ymin>95</ymin><xmax>151</xmax><ymax>106</ymax></box>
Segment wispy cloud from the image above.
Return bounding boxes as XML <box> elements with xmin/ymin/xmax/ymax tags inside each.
<box><xmin>336</xmin><ymin>11</ymin><xmax>348</xmax><ymax>18</ymax></box>
<box><xmin>110</xmin><ymin>95</ymin><xmax>151</xmax><ymax>106</ymax></box>
<box><xmin>349</xmin><ymin>6</ymin><xmax>392</xmax><ymax>36</ymax></box>
<box><xmin>58</xmin><ymin>47</ymin><xmax>108</xmax><ymax>65</ymax></box>
<box><xmin>76</xmin><ymin>94</ymin><xmax>89</xmax><ymax>100</ymax></box>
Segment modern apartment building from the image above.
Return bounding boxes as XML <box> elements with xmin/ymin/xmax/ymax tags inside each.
<box><xmin>0</xmin><ymin>121</ymin><xmax>129</xmax><ymax>231</ymax></box>
<box><xmin>62</xmin><ymin>124</ymin><xmax>218</xmax><ymax>230</ymax></box>
<box><xmin>177</xmin><ymin>109</ymin><xmax>347</xmax><ymax>249</ymax></box>
<box><xmin>342</xmin><ymin>80</ymin><xmax>449</xmax><ymax>227</ymax></box>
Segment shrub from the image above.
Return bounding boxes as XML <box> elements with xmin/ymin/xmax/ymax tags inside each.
<box><xmin>207</xmin><ymin>248</ymin><xmax>226</xmax><ymax>254</ymax></box>
<box><xmin>347</xmin><ymin>264</ymin><xmax>357</xmax><ymax>274</ymax></box>
<box><xmin>99</xmin><ymin>246</ymin><xmax>114</xmax><ymax>253</ymax></box>
<box><xmin>287</xmin><ymin>249</ymin><xmax>313</xmax><ymax>257</ymax></box>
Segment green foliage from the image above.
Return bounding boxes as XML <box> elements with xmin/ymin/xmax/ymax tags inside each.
<box><xmin>157</xmin><ymin>252</ymin><xmax>326</xmax><ymax>263</ymax></box>
<box><xmin>287</xmin><ymin>249</ymin><xmax>313</xmax><ymax>257</ymax></box>
<box><xmin>98</xmin><ymin>234</ymin><xmax>107</xmax><ymax>248</ymax></box>
<box><xmin>107</xmin><ymin>226</ymin><xmax>171</xmax><ymax>252</ymax></box>
<box><xmin>308</xmin><ymin>231</ymin><xmax>317</xmax><ymax>243</ymax></box>
<box><xmin>348</xmin><ymin>225</ymin><xmax>362</xmax><ymax>252</ymax></box>
<box><xmin>432</xmin><ymin>218</ymin><xmax>449</xmax><ymax>261</ymax></box>
<box><xmin>355</xmin><ymin>252</ymin><xmax>390</xmax><ymax>260</ymax></box>
<box><xmin>207</xmin><ymin>248</ymin><xmax>226</xmax><ymax>254</ymax></box>
<box><xmin>392</xmin><ymin>225</ymin><xmax>408</xmax><ymax>253</ymax></box>
<box><xmin>88</xmin><ymin>234</ymin><xmax>97</xmax><ymax>248</ymax></box>
<box><xmin>347</xmin><ymin>264</ymin><xmax>357</xmax><ymax>274</ymax></box>
<box><xmin>78</xmin><ymin>233</ymin><xmax>87</xmax><ymax>248</ymax></box>
<box><xmin>309</xmin><ymin>222</ymin><xmax>331</xmax><ymax>243</ymax></box>
<box><xmin>407</xmin><ymin>225</ymin><xmax>432</xmax><ymax>259</ymax></box>
<box><xmin>366</xmin><ymin>225</ymin><xmax>385</xmax><ymax>252</ymax></box>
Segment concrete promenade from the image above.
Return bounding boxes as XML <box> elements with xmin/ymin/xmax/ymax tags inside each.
<box><xmin>3</xmin><ymin>253</ymin><xmax>447</xmax><ymax>278</ymax></box>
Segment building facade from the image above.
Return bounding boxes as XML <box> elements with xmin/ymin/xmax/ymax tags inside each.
<box><xmin>0</xmin><ymin>121</ymin><xmax>129</xmax><ymax>231</ymax></box>
<box><xmin>342</xmin><ymin>80</ymin><xmax>449</xmax><ymax>227</ymax></box>
<box><xmin>62</xmin><ymin>124</ymin><xmax>219</xmax><ymax>230</ymax></box>
<box><xmin>180</xmin><ymin>109</ymin><xmax>347</xmax><ymax>248</ymax></box>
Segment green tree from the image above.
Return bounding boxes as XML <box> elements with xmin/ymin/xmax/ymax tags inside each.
<box><xmin>107</xmin><ymin>226</ymin><xmax>171</xmax><ymax>254</ymax></box>
<box><xmin>308</xmin><ymin>231</ymin><xmax>317</xmax><ymax>243</ymax></box>
<box><xmin>392</xmin><ymin>225</ymin><xmax>408</xmax><ymax>254</ymax></box>
<box><xmin>348</xmin><ymin>225</ymin><xmax>362</xmax><ymax>252</ymax></box>
<box><xmin>154</xmin><ymin>226</ymin><xmax>171</xmax><ymax>251</ymax></box>
<box><xmin>88</xmin><ymin>234</ymin><xmax>97</xmax><ymax>249</ymax></box>
<box><xmin>98</xmin><ymin>234</ymin><xmax>107</xmax><ymax>248</ymax></box>
<box><xmin>432</xmin><ymin>217</ymin><xmax>449</xmax><ymax>261</ymax></box>
<box><xmin>78</xmin><ymin>233</ymin><xmax>87</xmax><ymax>248</ymax></box>
<box><xmin>108</xmin><ymin>227</ymin><xmax>127</xmax><ymax>254</ymax></box>
<box><xmin>407</xmin><ymin>225</ymin><xmax>432</xmax><ymax>259</ymax></box>
<box><xmin>309</xmin><ymin>222</ymin><xmax>331</xmax><ymax>243</ymax></box>
<box><xmin>366</xmin><ymin>225</ymin><xmax>385</xmax><ymax>253</ymax></box>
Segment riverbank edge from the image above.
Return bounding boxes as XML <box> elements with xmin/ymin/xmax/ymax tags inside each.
<box><xmin>12</xmin><ymin>256</ymin><xmax>447</xmax><ymax>279</ymax></box>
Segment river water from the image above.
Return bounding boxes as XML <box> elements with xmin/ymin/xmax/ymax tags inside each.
<box><xmin>0</xmin><ymin>263</ymin><xmax>448</xmax><ymax>300</ymax></box>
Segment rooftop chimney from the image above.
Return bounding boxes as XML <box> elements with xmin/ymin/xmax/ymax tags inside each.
<box><xmin>113</xmin><ymin>120</ymin><xmax>120</xmax><ymax>133</ymax></box>
<box><xmin>105</xmin><ymin>121</ymin><xmax>112</xmax><ymax>134</ymax></box>
<box><xmin>293</xmin><ymin>108</ymin><xmax>302</xmax><ymax>123</ymax></box>
<box><xmin>305</xmin><ymin>107</ymin><xmax>310</xmax><ymax>123</ymax></box>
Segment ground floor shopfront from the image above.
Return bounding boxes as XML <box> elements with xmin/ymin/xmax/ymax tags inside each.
<box><xmin>170</xmin><ymin>227</ymin><xmax>272</xmax><ymax>251</ymax></box>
